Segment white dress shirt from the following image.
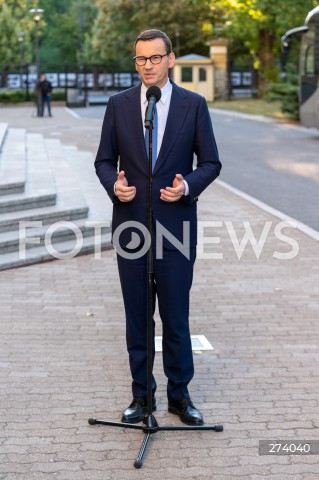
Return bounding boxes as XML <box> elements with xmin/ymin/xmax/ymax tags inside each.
<box><xmin>141</xmin><ymin>80</ymin><xmax>189</xmax><ymax>195</ymax></box>
<box><xmin>115</xmin><ymin>79</ymin><xmax>189</xmax><ymax>195</ymax></box>
<box><xmin>141</xmin><ymin>79</ymin><xmax>172</xmax><ymax>158</ymax></box>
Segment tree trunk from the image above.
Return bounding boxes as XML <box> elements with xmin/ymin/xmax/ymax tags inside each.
<box><xmin>258</xmin><ymin>28</ymin><xmax>277</xmax><ymax>95</ymax></box>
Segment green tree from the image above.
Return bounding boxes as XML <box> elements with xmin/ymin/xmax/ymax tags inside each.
<box><xmin>36</xmin><ymin>0</ymin><xmax>96</xmax><ymax>67</ymax></box>
<box><xmin>37</xmin><ymin>0</ymin><xmax>75</xmax><ymax>66</ymax></box>
<box><xmin>40</xmin><ymin>13</ymin><xmax>80</xmax><ymax>65</ymax></box>
<box><xmin>87</xmin><ymin>0</ymin><xmax>214</xmax><ymax>69</ymax></box>
<box><xmin>0</xmin><ymin>2</ymin><xmax>18</xmax><ymax>64</ymax></box>
<box><xmin>0</xmin><ymin>0</ymin><xmax>33</xmax><ymax>65</ymax></box>
<box><xmin>72</xmin><ymin>0</ymin><xmax>97</xmax><ymax>64</ymax></box>
<box><xmin>0</xmin><ymin>0</ymin><xmax>97</xmax><ymax>70</ymax></box>
<box><xmin>209</xmin><ymin>0</ymin><xmax>318</xmax><ymax>92</ymax></box>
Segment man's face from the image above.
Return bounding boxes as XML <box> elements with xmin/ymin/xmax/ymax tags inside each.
<box><xmin>135</xmin><ymin>38</ymin><xmax>175</xmax><ymax>89</ymax></box>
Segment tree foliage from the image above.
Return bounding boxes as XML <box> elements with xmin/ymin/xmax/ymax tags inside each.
<box><xmin>0</xmin><ymin>0</ymin><xmax>33</xmax><ymax>64</ymax></box>
<box><xmin>0</xmin><ymin>0</ymin><xmax>97</xmax><ymax>68</ymax></box>
<box><xmin>1</xmin><ymin>0</ymin><xmax>318</xmax><ymax>88</ymax></box>
<box><xmin>0</xmin><ymin>2</ymin><xmax>18</xmax><ymax>64</ymax></box>
<box><xmin>86</xmin><ymin>0</ymin><xmax>318</xmax><ymax>82</ymax></box>
<box><xmin>209</xmin><ymin>0</ymin><xmax>319</xmax><ymax>88</ymax></box>
<box><xmin>39</xmin><ymin>0</ymin><xmax>97</xmax><ymax>66</ymax></box>
<box><xmin>87</xmin><ymin>0</ymin><xmax>214</xmax><ymax>69</ymax></box>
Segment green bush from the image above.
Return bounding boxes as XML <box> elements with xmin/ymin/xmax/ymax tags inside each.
<box><xmin>51</xmin><ymin>90</ymin><xmax>66</xmax><ymax>101</ymax></box>
<box><xmin>265</xmin><ymin>83</ymin><xmax>299</xmax><ymax>119</ymax></box>
<box><xmin>0</xmin><ymin>89</ymin><xmax>66</xmax><ymax>103</ymax></box>
<box><xmin>264</xmin><ymin>62</ymin><xmax>299</xmax><ymax>119</ymax></box>
<box><xmin>0</xmin><ymin>90</ymin><xmax>26</xmax><ymax>103</ymax></box>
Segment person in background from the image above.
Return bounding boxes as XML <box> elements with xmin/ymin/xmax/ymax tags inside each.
<box><xmin>37</xmin><ymin>74</ymin><xmax>53</xmax><ymax>117</ymax></box>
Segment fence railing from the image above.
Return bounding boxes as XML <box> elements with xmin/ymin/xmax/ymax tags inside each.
<box><xmin>0</xmin><ymin>63</ymin><xmax>141</xmax><ymax>103</ymax></box>
<box><xmin>1</xmin><ymin>63</ymin><xmax>258</xmax><ymax>104</ymax></box>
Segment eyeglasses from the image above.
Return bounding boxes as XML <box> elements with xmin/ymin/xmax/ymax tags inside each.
<box><xmin>134</xmin><ymin>54</ymin><xmax>169</xmax><ymax>66</ymax></box>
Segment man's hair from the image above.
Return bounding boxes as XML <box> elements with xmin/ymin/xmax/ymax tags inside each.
<box><xmin>134</xmin><ymin>29</ymin><xmax>172</xmax><ymax>54</ymax></box>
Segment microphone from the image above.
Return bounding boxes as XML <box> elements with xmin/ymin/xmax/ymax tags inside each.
<box><xmin>145</xmin><ymin>86</ymin><xmax>161</xmax><ymax>129</ymax></box>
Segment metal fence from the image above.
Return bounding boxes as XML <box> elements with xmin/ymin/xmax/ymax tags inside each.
<box><xmin>0</xmin><ymin>63</ymin><xmax>141</xmax><ymax>105</ymax></box>
<box><xmin>229</xmin><ymin>67</ymin><xmax>258</xmax><ymax>98</ymax></box>
<box><xmin>1</xmin><ymin>63</ymin><xmax>258</xmax><ymax>105</ymax></box>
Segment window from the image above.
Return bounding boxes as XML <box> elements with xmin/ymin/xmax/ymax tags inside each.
<box><xmin>301</xmin><ymin>29</ymin><xmax>315</xmax><ymax>77</ymax></box>
<box><xmin>305</xmin><ymin>45</ymin><xmax>315</xmax><ymax>76</ymax></box>
<box><xmin>199</xmin><ymin>68</ymin><xmax>207</xmax><ymax>82</ymax></box>
<box><xmin>181</xmin><ymin>67</ymin><xmax>192</xmax><ymax>82</ymax></box>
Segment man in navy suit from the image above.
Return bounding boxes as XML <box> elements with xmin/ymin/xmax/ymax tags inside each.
<box><xmin>95</xmin><ymin>29</ymin><xmax>221</xmax><ymax>425</ymax></box>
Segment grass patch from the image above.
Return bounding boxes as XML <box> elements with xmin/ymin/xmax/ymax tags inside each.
<box><xmin>207</xmin><ymin>98</ymin><xmax>296</xmax><ymax>121</ymax></box>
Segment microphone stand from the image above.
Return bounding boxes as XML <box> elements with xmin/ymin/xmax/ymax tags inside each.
<box><xmin>88</xmin><ymin>108</ymin><xmax>223</xmax><ymax>469</ymax></box>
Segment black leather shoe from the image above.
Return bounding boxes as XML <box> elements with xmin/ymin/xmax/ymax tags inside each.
<box><xmin>168</xmin><ymin>397</ymin><xmax>204</xmax><ymax>425</ymax></box>
<box><xmin>121</xmin><ymin>397</ymin><xmax>156</xmax><ymax>424</ymax></box>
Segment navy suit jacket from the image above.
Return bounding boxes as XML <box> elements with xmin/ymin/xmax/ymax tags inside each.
<box><xmin>95</xmin><ymin>80</ymin><xmax>221</xmax><ymax>250</ymax></box>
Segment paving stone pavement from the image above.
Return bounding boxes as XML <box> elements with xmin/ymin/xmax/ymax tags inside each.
<box><xmin>0</xmin><ymin>107</ymin><xmax>319</xmax><ymax>479</ymax></box>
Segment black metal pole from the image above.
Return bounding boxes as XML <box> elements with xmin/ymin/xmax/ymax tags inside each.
<box><xmin>25</xmin><ymin>64</ymin><xmax>30</xmax><ymax>101</ymax></box>
<box><xmin>146</xmin><ymin>116</ymin><xmax>154</xmax><ymax>419</ymax></box>
<box><xmin>35</xmin><ymin>20</ymin><xmax>42</xmax><ymax>117</ymax></box>
<box><xmin>134</xmin><ymin>433</ymin><xmax>151</xmax><ymax>469</ymax></box>
<box><xmin>65</xmin><ymin>63</ymin><xmax>68</xmax><ymax>105</ymax></box>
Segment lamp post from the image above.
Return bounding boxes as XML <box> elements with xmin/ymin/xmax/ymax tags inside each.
<box><xmin>79</xmin><ymin>0</ymin><xmax>84</xmax><ymax>65</ymax></box>
<box><xmin>29</xmin><ymin>8</ymin><xmax>44</xmax><ymax>116</ymax></box>
<box><xmin>17</xmin><ymin>31</ymin><xmax>24</xmax><ymax>89</ymax></box>
<box><xmin>175</xmin><ymin>27</ymin><xmax>180</xmax><ymax>58</ymax></box>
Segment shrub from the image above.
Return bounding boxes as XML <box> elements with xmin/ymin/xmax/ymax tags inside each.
<box><xmin>0</xmin><ymin>89</ymin><xmax>66</xmax><ymax>103</ymax></box>
<box><xmin>264</xmin><ymin>62</ymin><xmax>299</xmax><ymax>119</ymax></box>
<box><xmin>0</xmin><ymin>90</ymin><xmax>26</xmax><ymax>103</ymax></box>
<box><xmin>265</xmin><ymin>83</ymin><xmax>299</xmax><ymax>118</ymax></box>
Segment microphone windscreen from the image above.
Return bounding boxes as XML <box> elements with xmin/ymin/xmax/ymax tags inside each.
<box><xmin>146</xmin><ymin>86</ymin><xmax>161</xmax><ymax>102</ymax></box>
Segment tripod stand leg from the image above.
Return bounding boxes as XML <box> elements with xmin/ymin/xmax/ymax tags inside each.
<box><xmin>134</xmin><ymin>432</ymin><xmax>151</xmax><ymax>469</ymax></box>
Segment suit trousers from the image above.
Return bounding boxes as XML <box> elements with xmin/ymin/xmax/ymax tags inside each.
<box><xmin>116</xmin><ymin>233</ymin><xmax>196</xmax><ymax>401</ymax></box>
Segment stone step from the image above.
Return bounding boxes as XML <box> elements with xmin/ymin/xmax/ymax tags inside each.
<box><xmin>58</xmin><ymin>143</ymin><xmax>113</xmax><ymax>223</ymax></box>
<box><xmin>44</xmin><ymin>138</ymin><xmax>89</xmax><ymax>210</ymax></box>
<box><xmin>0</xmin><ymin>122</ymin><xmax>8</xmax><ymax>151</ymax></box>
<box><xmin>0</xmin><ymin>135</ymin><xmax>90</xmax><ymax>232</ymax></box>
<box><xmin>0</xmin><ymin>128</ymin><xmax>26</xmax><ymax>196</ymax></box>
<box><xmin>0</xmin><ymin>181</ymin><xmax>25</xmax><ymax>196</ymax></box>
<box><xmin>0</xmin><ymin>133</ymin><xmax>113</xmax><ymax>270</ymax></box>
<box><xmin>0</xmin><ymin>130</ymin><xmax>58</xmax><ymax>210</ymax></box>
<box><xmin>26</xmin><ymin>133</ymin><xmax>56</xmax><ymax>194</ymax></box>
<box><xmin>0</xmin><ymin>203</ymin><xmax>89</xmax><ymax>233</ymax></box>
<box><xmin>0</xmin><ymin>191</ymin><xmax>56</xmax><ymax>214</ymax></box>
<box><xmin>0</xmin><ymin>218</ymin><xmax>111</xmax><ymax>254</ymax></box>
<box><xmin>0</xmin><ymin>231</ymin><xmax>112</xmax><ymax>271</ymax></box>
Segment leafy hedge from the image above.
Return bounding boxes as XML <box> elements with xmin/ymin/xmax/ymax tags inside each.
<box><xmin>0</xmin><ymin>89</ymin><xmax>66</xmax><ymax>103</ymax></box>
<box><xmin>265</xmin><ymin>83</ymin><xmax>299</xmax><ymax>119</ymax></box>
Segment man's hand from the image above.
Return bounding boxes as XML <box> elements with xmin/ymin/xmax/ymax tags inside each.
<box><xmin>160</xmin><ymin>174</ymin><xmax>185</xmax><ymax>202</ymax></box>
<box><xmin>115</xmin><ymin>170</ymin><xmax>136</xmax><ymax>202</ymax></box>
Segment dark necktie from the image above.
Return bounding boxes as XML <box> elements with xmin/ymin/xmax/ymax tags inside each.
<box><xmin>145</xmin><ymin>107</ymin><xmax>158</xmax><ymax>171</ymax></box>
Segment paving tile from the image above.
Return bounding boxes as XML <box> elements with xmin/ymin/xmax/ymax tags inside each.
<box><xmin>0</xmin><ymin>107</ymin><xmax>318</xmax><ymax>479</ymax></box>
